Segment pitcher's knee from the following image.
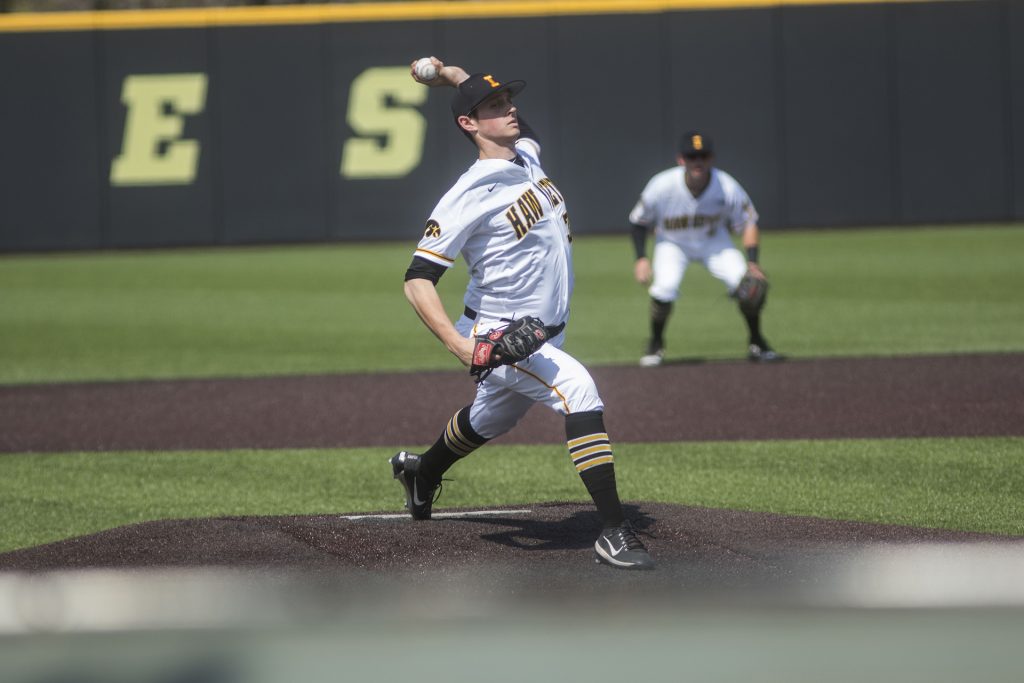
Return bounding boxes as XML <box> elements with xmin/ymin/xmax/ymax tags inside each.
<box><xmin>558</xmin><ymin>377</ymin><xmax>604</xmax><ymax>415</ymax></box>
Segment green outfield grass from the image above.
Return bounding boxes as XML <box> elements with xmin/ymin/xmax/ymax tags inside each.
<box><xmin>2</xmin><ymin>437</ymin><xmax>1022</xmax><ymax>553</ymax></box>
<box><xmin>1</xmin><ymin>223</ymin><xmax>1022</xmax><ymax>384</ymax></box>
<box><xmin>2</xmin><ymin>224</ymin><xmax>1022</xmax><ymax>554</ymax></box>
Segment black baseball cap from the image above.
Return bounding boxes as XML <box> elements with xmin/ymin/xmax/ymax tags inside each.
<box><xmin>679</xmin><ymin>131</ymin><xmax>714</xmax><ymax>157</ymax></box>
<box><xmin>450</xmin><ymin>72</ymin><xmax>526</xmax><ymax>122</ymax></box>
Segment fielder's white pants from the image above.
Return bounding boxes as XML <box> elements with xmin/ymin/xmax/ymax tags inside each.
<box><xmin>455</xmin><ymin>314</ymin><xmax>604</xmax><ymax>440</ymax></box>
<box><xmin>648</xmin><ymin>228</ymin><xmax>747</xmax><ymax>303</ymax></box>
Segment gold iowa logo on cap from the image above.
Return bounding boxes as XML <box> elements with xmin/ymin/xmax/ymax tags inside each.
<box><xmin>423</xmin><ymin>219</ymin><xmax>441</xmax><ymax>238</ymax></box>
<box><xmin>483</xmin><ymin>74</ymin><xmax>501</xmax><ymax>88</ymax></box>
<box><xmin>692</xmin><ymin>135</ymin><xmax>703</xmax><ymax>151</ymax></box>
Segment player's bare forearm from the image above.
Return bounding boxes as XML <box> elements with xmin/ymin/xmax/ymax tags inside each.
<box><xmin>403</xmin><ymin>278</ymin><xmax>474</xmax><ymax>366</ymax></box>
<box><xmin>634</xmin><ymin>257</ymin><xmax>652</xmax><ymax>285</ymax></box>
<box><xmin>439</xmin><ymin>63</ymin><xmax>470</xmax><ymax>87</ymax></box>
<box><xmin>741</xmin><ymin>222</ymin><xmax>760</xmax><ymax>250</ymax></box>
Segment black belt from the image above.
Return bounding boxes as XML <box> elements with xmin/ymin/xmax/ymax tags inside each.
<box><xmin>464</xmin><ymin>306</ymin><xmax>565</xmax><ymax>336</ymax></box>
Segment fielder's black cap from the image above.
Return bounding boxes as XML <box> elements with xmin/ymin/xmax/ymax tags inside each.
<box><xmin>450</xmin><ymin>72</ymin><xmax>526</xmax><ymax>122</ymax></box>
<box><xmin>679</xmin><ymin>131</ymin><xmax>714</xmax><ymax>157</ymax></box>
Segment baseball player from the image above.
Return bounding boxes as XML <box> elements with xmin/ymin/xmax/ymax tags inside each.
<box><xmin>391</xmin><ymin>57</ymin><xmax>654</xmax><ymax>570</ymax></box>
<box><xmin>630</xmin><ymin>131</ymin><xmax>781</xmax><ymax>366</ymax></box>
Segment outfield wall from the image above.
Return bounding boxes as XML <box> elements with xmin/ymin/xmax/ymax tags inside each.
<box><xmin>0</xmin><ymin>0</ymin><xmax>1020</xmax><ymax>251</ymax></box>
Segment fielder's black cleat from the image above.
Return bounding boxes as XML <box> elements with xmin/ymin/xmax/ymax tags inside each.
<box><xmin>594</xmin><ymin>521</ymin><xmax>655</xmax><ymax>570</ymax></box>
<box><xmin>390</xmin><ymin>451</ymin><xmax>441</xmax><ymax>520</ymax></box>
<box><xmin>748</xmin><ymin>342</ymin><xmax>784</xmax><ymax>363</ymax></box>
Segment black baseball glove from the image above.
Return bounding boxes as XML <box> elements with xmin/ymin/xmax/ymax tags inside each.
<box><xmin>470</xmin><ymin>316</ymin><xmax>565</xmax><ymax>382</ymax></box>
<box><xmin>735</xmin><ymin>270</ymin><xmax>769</xmax><ymax>315</ymax></box>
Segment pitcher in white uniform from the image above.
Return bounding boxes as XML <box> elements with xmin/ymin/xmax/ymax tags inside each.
<box><xmin>391</xmin><ymin>58</ymin><xmax>654</xmax><ymax>570</ymax></box>
<box><xmin>630</xmin><ymin>131</ymin><xmax>782</xmax><ymax>366</ymax></box>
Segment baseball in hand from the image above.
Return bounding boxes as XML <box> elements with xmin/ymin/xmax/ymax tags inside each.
<box><xmin>414</xmin><ymin>57</ymin><xmax>438</xmax><ymax>81</ymax></box>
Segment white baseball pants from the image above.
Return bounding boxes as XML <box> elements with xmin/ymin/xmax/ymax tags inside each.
<box><xmin>648</xmin><ymin>228</ymin><xmax>747</xmax><ymax>302</ymax></box>
<box><xmin>455</xmin><ymin>314</ymin><xmax>604</xmax><ymax>440</ymax></box>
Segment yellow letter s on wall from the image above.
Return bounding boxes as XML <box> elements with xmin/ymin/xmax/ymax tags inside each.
<box><xmin>340</xmin><ymin>66</ymin><xmax>427</xmax><ymax>179</ymax></box>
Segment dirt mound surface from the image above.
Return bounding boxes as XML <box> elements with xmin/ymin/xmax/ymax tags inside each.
<box><xmin>2</xmin><ymin>502</ymin><xmax>1017</xmax><ymax>590</ymax></box>
<box><xmin>2</xmin><ymin>353</ymin><xmax>1020</xmax><ymax>577</ymax></box>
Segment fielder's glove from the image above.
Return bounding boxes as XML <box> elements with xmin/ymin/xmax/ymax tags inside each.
<box><xmin>734</xmin><ymin>270</ymin><xmax>769</xmax><ymax>315</ymax></box>
<box><xmin>470</xmin><ymin>316</ymin><xmax>565</xmax><ymax>383</ymax></box>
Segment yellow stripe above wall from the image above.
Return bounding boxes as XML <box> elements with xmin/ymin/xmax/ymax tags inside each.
<box><xmin>0</xmin><ymin>0</ymin><xmax>967</xmax><ymax>34</ymax></box>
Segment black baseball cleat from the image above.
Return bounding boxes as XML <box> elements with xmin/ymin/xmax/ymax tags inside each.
<box><xmin>748</xmin><ymin>342</ymin><xmax>784</xmax><ymax>363</ymax></box>
<box><xmin>594</xmin><ymin>522</ymin><xmax>655</xmax><ymax>570</ymax></box>
<box><xmin>389</xmin><ymin>451</ymin><xmax>442</xmax><ymax>520</ymax></box>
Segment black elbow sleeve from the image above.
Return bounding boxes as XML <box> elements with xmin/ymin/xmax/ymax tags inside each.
<box><xmin>404</xmin><ymin>255</ymin><xmax>447</xmax><ymax>285</ymax></box>
<box><xmin>630</xmin><ymin>223</ymin><xmax>649</xmax><ymax>260</ymax></box>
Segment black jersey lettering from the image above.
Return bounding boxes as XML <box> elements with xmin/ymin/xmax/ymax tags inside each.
<box><xmin>535</xmin><ymin>177</ymin><xmax>564</xmax><ymax>207</ymax></box>
<box><xmin>664</xmin><ymin>215</ymin><xmax>689</xmax><ymax>230</ymax></box>
<box><xmin>506</xmin><ymin>206</ymin><xmax>529</xmax><ymax>239</ymax></box>
<box><xmin>518</xmin><ymin>196</ymin><xmax>538</xmax><ymax>230</ymax></box>
<box><xmin>508</xmin><ymin>188</ymin><xmax>545</xmax><ymax>239</ymax></box>
<box><xmin>522</xmin><ymin>189</ymin><xmax>543</xmax><ymax>221</ymax></box>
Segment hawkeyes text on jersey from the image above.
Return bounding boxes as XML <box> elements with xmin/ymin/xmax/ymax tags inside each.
<box><xmin>630</xmin><ymin>167</ymin><xmax>758</xmax><ymax>239</ymax></box>
<box><xmin>505</xmin><ymin>177</ymin><xmax>566</xmax><ymax>240</ymax></box>
<box><xmin>413</xmin><ymin>137</ymin><xmax>574</xmax><ymax>326</ymax></box>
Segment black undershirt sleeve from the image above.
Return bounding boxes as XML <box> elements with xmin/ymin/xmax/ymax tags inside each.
<box><xmin>404</xmin><ymin>255</ymin><xmax>448</xmax><ymax>285</ymax></box>
<box><xmin>631</xmin><ymin>222</ymin><xmax>649</xmax><ymax>260</ymax></box>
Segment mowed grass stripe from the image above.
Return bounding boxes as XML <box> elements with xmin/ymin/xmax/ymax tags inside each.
<box><xmin>2</xmin><ymin>436</ymin><xmax>1022</xmax><ymax>553</ymax></box>
<box><xmin>1</xmin><ymin>224</ymin><xmax>1022</xmax><ymax>384</ymax></box>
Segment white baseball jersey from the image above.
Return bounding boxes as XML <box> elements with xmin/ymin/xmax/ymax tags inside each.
<box><xmin>629</xmin><ymin>167</ymin><xmax>758</xmax><ymax>243</ymax></box>
<box><xmin>414</xmin><ymin>138</ymin><xmax>573</xmax><ymax>327</ymax></box>
<box><xmin>631</xmin><ymin>166</ymin><xmax>758</xmax><ymax>301</ymax></box>
<box><xmin>412</xmin><ymin>137</ymin><xmax>603</xmax><ymax>436</ymax></box>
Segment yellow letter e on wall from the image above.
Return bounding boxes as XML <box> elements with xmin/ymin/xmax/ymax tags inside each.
<box><xmin>110</xmin><ymin>73</ymin><xmax>208</xmax><ymax>186</ymax></box>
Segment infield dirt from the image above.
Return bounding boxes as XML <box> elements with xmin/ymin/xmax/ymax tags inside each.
<box><xmin>1</xmin><ymin>353</ymin><xmax>1022</xmax><ymax>579</ymax></box>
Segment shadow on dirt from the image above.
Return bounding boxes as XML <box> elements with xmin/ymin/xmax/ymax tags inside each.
<box><xmin>450</xmin><ymin>504</ymin><xmax>655</xmax><ymax>552</ymax></box>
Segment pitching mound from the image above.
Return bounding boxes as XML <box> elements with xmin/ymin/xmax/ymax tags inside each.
<box><xmin>1</xmin><ymin>502</ymin><xmax>1016</xmax><ymax>593</ymax></box>
<box><xmin>2</xmin><ymin>353</ymin><xmax>1021</xmax><ymax>589</ymax></box>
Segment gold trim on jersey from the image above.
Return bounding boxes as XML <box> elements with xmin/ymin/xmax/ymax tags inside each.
<box><xmin>414</xmin><ymin>247</ymin><xmax>454</xmax><ymax>264</ymax></box>
<box><xmin>0</xmin><ymin>0</ymin><xmax>961</xmax><ymax>33</ymax></box>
